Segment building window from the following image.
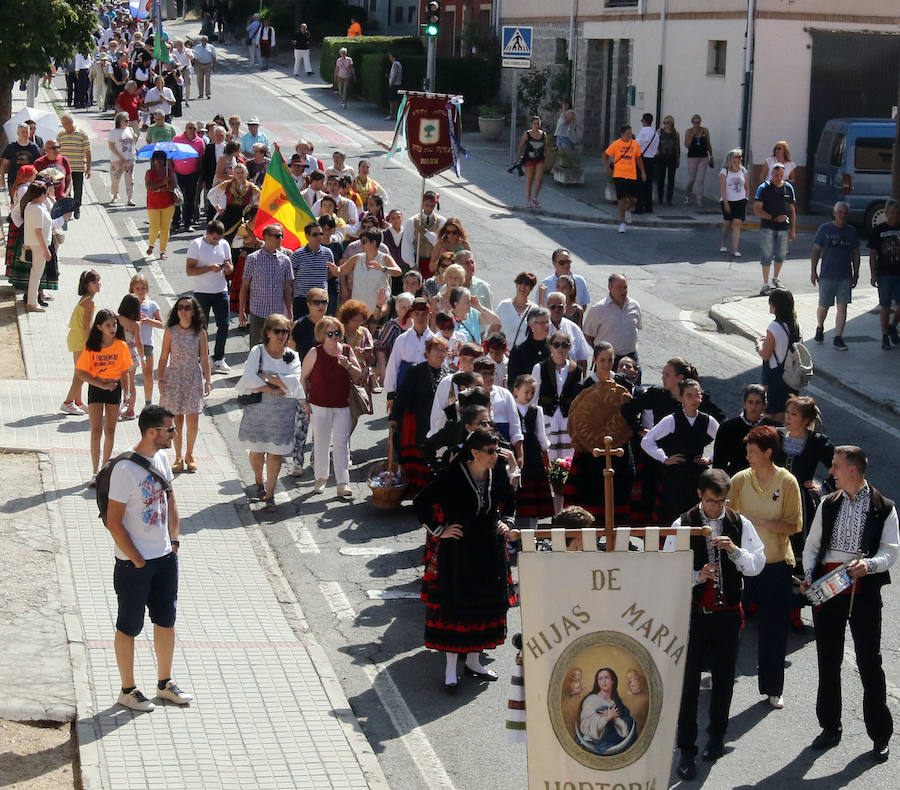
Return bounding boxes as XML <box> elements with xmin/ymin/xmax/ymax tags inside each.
<box><xmin>408</xmin><ymin>5</ymin><xmax>416</xmax><ymax>23</ymax></box>
<box><xmin>605</xmin><ymin>0</ymin><xmax>638</xmax><ymax>7</ymax></box>
<box><xmin>395</xmin><ymin>6</ymin><xmax>403</xmax><ymax>22</ymax></box>
<box><xmin>554</xmin><ymin>38</ymin><xmax>568</xmax><ymax>65</ymax></box>
<box><xmin>707</xmin><ymin>40</ymin><xmax>727</xmax><ymax>76</ymax></box>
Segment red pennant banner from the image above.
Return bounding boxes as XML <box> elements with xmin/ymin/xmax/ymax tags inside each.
<box><xmin>403</xmin><ymin>93</ymin><xmax>462</xmax><ymax>179</ymax></box>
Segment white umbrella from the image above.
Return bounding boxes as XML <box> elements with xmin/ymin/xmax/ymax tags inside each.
<box><xmin>3</xmin><ymin>107</ymin><xmax>59</xmax><ymax>147</ymax></box>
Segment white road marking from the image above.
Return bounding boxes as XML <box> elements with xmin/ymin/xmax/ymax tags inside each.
<box><xmin>290</xmin><ymin>523</ymin><xmax>320</xmax><ymax>554</ymax></box>
<box><xmin>361</xmin><ymin>661</ymin><xmax>457</xmax><ymax>790</ymax></box>
<box><xmin>366</xmin><ymin>590</ymin><xmax>420</xmax><ymax>600</ymax></box>
<box><xmin>319</xmin><ymin>581</ymin><xmax>356</xmax><ymax>620</ymax></box>
<box><xmin>340</xmin><ymin>546</ymin><xmax>396</xmax><ymax>557</ymax></box>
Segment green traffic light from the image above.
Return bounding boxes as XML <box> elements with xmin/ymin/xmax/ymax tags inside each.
<box><xmin>425</xmin><ymin>24</ymin><xmax>438</xmax><ymax>36</ymax></box>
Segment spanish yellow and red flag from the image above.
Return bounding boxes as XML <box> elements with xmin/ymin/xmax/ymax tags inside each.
<box><xmin>253</xmin><ymin>146</ymin><xmax>316</xmax><ymax>250</ymax></box>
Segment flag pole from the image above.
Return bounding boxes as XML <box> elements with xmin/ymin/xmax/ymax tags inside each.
<box><xmin>414</xmin><ymin>175</ymin><xmax>426</xmax><ymax>273</ymax></box>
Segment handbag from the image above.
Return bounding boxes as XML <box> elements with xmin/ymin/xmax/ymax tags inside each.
<box><xmin>237</xmin><ymin>345</ymin><xmax>264</xmax><ymax>406</ymax></box>
<box><xmin>343</xmin><ymin>345</ymin><xmax>372</xmax><ymax>418</ymax></box>
<box><xmin>171</xmin><ymin>186</ymin><xmax>184</xmax><ymax>206</ymax></box>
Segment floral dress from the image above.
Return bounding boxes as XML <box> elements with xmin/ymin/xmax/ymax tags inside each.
<box><xmin>160</xmin><ymin>327</ymin><xmax>204</xmax><ymax>414</ymax></box>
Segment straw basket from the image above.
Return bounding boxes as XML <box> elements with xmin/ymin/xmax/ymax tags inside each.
<box><xmin>368</xmin><ymin>426</ymin><xmax>408</xmax><ymax>509</ymax></box>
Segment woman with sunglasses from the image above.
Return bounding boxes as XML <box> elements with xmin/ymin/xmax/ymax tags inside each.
<box><xmin>765</xmin><ymin>141</ymin><xmax>796</xmax><ymax>183</ymax></box>
<box><xmin>414</xmin><ymin>427</ymin><xmax>517</xmax><ymax>692</ymax></box>
<box><xmin>426</xmin><ymin>217</ymin><xmax>470</xmax><ymax>277</ymax></box>
<box><xmin>301</xmin><ymin>316</ymin><xmax>362</xmax><ymax>498</ymax></box>
<box><xmin>719</xmin><ymin>148</ymin><xmax>749</xmax><ymax>257</ymax></box>
<box><xmin>531</xmin><ymin>330</ymin><xmax>583</xmax><ymax>463</ymax></box>
<box><xmin>516</xmin><ymin>115</ymin><xmax>548</xmax><ymax>208</ymax></box>
<box><xmin>157</xmin><ymin>296</ymin><xmax>211</xmax><ymax>473</ymax></box>
<box><xmin>388</xmin><ymin>336</ymin><xmax>449</xmax><ymax>492</ymax></box>
<box><xmin>655</xmin><ymin>115</ymin><xmax>680</xmax><ymax>206</ymax></box>
<box><xmin>236</xmin><ymin>313</ymin><xmax>305</xmax><ymax>511</ymax></box>
<box><xmin>683</xmin><ymin>114</ymin><xmax>714</xmax><ymax>207</ymax></box>
<box><xmin>423</xmin><ymin>251</ymin><xmax>454</xmax><ymax>300</ymax></box>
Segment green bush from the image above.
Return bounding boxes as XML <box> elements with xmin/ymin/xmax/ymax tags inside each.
<box><xmin>320</xmin><ymin>36</ymin><xmax>423</xmax><ymax>93</ymax></box>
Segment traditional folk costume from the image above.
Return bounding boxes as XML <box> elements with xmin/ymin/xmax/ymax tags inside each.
<box><xmin>666</xmin><ymin>504</ymin><xmax>765</xmax><ymax>759</ymax></box>
<box><xmin>514</xmin><ymin>403</ymin><xmax>553</xmax><ymax>521</ymax></box>
<box><xmin>382</xmin><ymin>325</ymin><xmax>435</xmax><ymax>400</ymax></box>
<box><xmin>803</xmin><ymin>485</ymin><xmax>898</xmax><ymax>750</ymax></box>
<box><xmin>414</xmin><ymin>459</ymin><xmax>517</xmax><ymax>653</ymax></box>
<box><xmin>389</xmin><ymin>359</ymin><xmax>445</xmax><ymax>490</ymax></box>
<box><xmin>531</xmin><ymin>358</ymin><xmax>582</xmax><ymax>461</ymax></box>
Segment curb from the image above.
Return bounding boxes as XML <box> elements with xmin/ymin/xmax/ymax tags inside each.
<box><xmin>708</xmin><ymin>304</ymin><xmax>900</xmax><ymax>417</ymax></box>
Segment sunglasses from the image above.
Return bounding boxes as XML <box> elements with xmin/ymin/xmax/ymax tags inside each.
<box><xmin>556</xmin><ymin>259</ymin><xmax>572</xmax><ymax>265</ymax></box>
<box><xmin>267</xmin><ymin>233</ymin><xmax>284</xmax><ymax>239</ymax></box>
<box><xmin>477</xmin><ymin>447</ymin><xmax>498</xmax><ymax>455</ymax></box>
<box><xmin>270</xmin><ymin>327</ymin><xmax>290</xmax><ymax>335</ymax></box>
<box><xmin>549</xmin><ymin>304</ymin><xmax>565</xmax><ymax>310</ymax></box>
<box><xmin>154</xmin><ymin>425</ymin><xmax>177</xmax><ymax>433</ymax></box>
<box><xmin>445</xmin><ymin>228</ymin><xmax>459</xmax><ymax>234</ymax></box>
<box><xmin>309</xmin><ymin>299</ymin><xmax>328</xmax><ymax>307</ymax></box>
<box><xmin>325</xmin><ymin>330</ymin><xmax>342</xmax><ymax>338</ymax></box>
<box><xmin>177</xmin><ymin>304</ymin><xmax>194</xmax><ymax>311</ymax></box>
<box><xmin>308</xmin><ymin>231</ymin><xmax>323</xmax><ymax>237</ymax></box>
<box><xmin>551</xmin><ymin>341</ymin><xmax>571</xmax><ymax>349</ymax></box>
<box><xmin>46</xmin><ymin>146</ymin><xmax>60</xmax><ymax>150</ymax></box>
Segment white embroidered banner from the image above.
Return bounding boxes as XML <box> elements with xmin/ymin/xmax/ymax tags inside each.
<box><xmin>518</xmin><ymin>528</ymin><xmax>693</xmax><ymax>790</ymax></box>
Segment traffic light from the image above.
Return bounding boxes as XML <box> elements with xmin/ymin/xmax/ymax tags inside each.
<box><xmin>425</xmin><ymin>0</ymin><xmax>440</xmax><ymax>37</ymax></box>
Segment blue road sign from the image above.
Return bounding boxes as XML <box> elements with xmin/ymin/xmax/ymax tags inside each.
<box><xmin>501</xmin><ymin>26</ymin><xmax>533</xmax><ymax>59</ymax></box>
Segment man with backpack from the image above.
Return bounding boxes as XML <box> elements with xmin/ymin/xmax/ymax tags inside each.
<box><xmin>99</xmin><ymin>405</ymin><xmax>192</xmax><ymax>712</ymax></box>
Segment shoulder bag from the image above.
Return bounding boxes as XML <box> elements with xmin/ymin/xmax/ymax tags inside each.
<box><xmin>343</xmin><ymin>345</ymin><xmax>372</xmax><ymax>419</ymax></box>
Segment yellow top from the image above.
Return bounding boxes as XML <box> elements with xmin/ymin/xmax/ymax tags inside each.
<box><xmin>728</xmin><ymin>466</ymin><xmax>803</xmax><ymax>565</ymax></box>
<box><xmin>67</xmin><ymin>297</ymin><xmax>95</xmax><ymax>352</ymax></box>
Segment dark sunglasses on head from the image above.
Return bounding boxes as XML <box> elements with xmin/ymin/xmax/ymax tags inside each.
<box><xmin>309</xmin><ymin>299</ymin><xmax>328</xmax><ymax>307</ymax></box>
<box><xmin>551</xmin><ymin>341</ymin><xmax>571</xmax><ymax>349</ymax></box>
<box><xmin>271</xmin><ymin>327</ymin><xmax>290</xmax><ymax>335</ymax></box>
<box><xmin>325</xmin><ymin>330</ymin><xmax>342</xmax><ymax>338</ymax></box>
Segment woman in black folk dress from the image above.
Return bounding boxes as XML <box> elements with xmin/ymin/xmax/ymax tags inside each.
<box><xmin>414</xmin><ymin>429</ymin><xmax>518</xmax><ymax>693</ymax></box>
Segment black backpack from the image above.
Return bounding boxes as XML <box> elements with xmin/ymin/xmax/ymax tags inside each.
<box><xmin>96</xmin><ymin>452</ymin><xmax>172</xmax><ymax>526</ymax></box>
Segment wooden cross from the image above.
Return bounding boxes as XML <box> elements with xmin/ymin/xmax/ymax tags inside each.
<box><xmin>592</xmin><ymin>435</ymin><xmax>624</xmax><ymax>551</ymax></box>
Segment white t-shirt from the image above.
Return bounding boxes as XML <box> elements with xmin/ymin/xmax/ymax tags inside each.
<box><xmin>108</xmin><ymin>451</ymin><xmax>174</xmax><ymax>561</ymax></box>
<box><xmin>108</xmin><ymin>127</ymin><xmax>136</xmax><ymax>161</ymax></box>
<box><xmin>495</xmin><ymin>299</ymin><xmax>536</xmax><ymax>348</ymax></box>
<box><xmin>187</xmin><ymin>236</ymin><xmax>232</xmax><ymax>293</ymax></box>
<box><xmin>767</xmin><ymin>320</ymin><xmax>791</xmax><ymax>370</ymax></box>
<box><xmin>764</xmin><ymin>156</ymin><xmax>796</xmax><ymax>182</ymax></box>
<box><xmin>24</xmin><ymin>201</ymin><xmax>52</xmax><ymax>247</ymax></box>
<box><xmin>139</xmin><ymin>298</ymin><xmax>161</xmax><ymax>346</ymax></box>
<box><xmin>720</xmin><ymin>167</ymin><xmax>748</xmax><ymax>202</ymax></box>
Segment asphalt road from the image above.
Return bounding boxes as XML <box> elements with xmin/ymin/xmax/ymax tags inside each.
<box><xmin>76</xmin><ymin>26</ymin><xmax>899</xmax><ymax>789</ymax></box>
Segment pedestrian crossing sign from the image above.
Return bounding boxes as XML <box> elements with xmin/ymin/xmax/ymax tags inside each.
<box><xmin>502</xmin><ymin>26</ymin><xmax>532</xmax><ymax>59</ymax></box>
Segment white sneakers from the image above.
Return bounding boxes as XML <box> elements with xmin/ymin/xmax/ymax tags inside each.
<box><xmin>118</xmin><ymin>688</ymin><xmax>156</xmax><ymax>712</ymax></box>
<box><xmin>61</xmin><ymin>401</ymin><xmax>85</xmax><ymax>415</ymax></box>
<box><xmin>768</xmin><ymin>695</ymin><xmax>785</xmax><ymax>709</ymax></box>
<box><xmin>337</xmin><ymin>485</ymin><xmax>353</xmax><ymax>499</ymax></box>
<box><xmin>624</xmin><ymin>210</ymin><xmax>633</xmax><ymax>224</ymax></box>
<box><xmin>313</xmin><ymin>478</ymin><xmax>327</xmax><ymax>493</ymax></box>
<box><xmin>618</xmin><ymin>223</ymin><xmax>626</xmax><ymax>234</ymax></box>
<box><xmin>118</xmin><ymin>681</ymin><xmax>193</xmax><ymax>712</ymax></box>
<box><xmin>213</xmin><ymin>359</ymin><xmax>231</xmax><ymax>373</ymax></box>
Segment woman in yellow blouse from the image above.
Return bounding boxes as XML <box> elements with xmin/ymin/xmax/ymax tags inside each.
<box><xmin>728</xmin><ymin>425</ymin><xmax>802</xmax><ymax>710</ymax></box>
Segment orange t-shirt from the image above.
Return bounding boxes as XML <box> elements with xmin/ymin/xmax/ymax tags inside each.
<box><xmin>347</xmin><ymin>22</ymin><xmax>362</xmax><ymax>36</ymax></box>
<box><xmin>76</xmin><ymin>339</ymin><xmax>132</xmax><ymax>380</ymax></box>
<box><xmin>605</xmin><ymin>138</ymin><xmax>642</xmax><ymax>180</ymax></box>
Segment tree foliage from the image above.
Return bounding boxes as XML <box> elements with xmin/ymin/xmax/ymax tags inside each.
<box><xmin>0</xmin><ymin>0</ymin><xmax>98</xmax><ymax>84</ymax></box>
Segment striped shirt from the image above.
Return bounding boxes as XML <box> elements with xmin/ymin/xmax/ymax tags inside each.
<box><xmin>244</xmin><ymin>247</ymin><xmax>293</xmax><ymax>317</ymax></box>
<box><xmin>290</xmin><ymin>244</ymin><xmax>334</xmax><ymax>297</ymax></box>
<box><xmin>57</xmin><ymin>129</ymin><xmax>90</xmax><ymax>173</ymax></box>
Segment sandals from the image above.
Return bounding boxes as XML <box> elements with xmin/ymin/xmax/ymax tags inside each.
<box><xmin>172</xmin><ymin>457</ymin><xmax>184</xmax><ymax>473</ymax></box>
<box><xmin>185</xmin><ymin>455</ymin><xmax>197</xmax><ymax>473</ymax></box>
<box><xmin>254</xmin><ymin>483</ymin><xmax>266</xmax><ymax>501</ymax></box>
<box><xmin>146</xmin><ymin>246</ymin><xmax>154</xmax><ymax>256</ymax></box>
<box><xmin>160</xmin><ymin>252</ymin><xmax>168</xmax><ymax>260</ymax></box>
<box><xmin>265</xmin><ymin>497</ymin><xmax>278</xmax><ymax>513</ymax></box>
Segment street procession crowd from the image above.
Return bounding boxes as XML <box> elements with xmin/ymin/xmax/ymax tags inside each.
<box><xmin>1</xmin><ymin>1</ymin><xmax>897</xmax><ymax>778</ymax></box>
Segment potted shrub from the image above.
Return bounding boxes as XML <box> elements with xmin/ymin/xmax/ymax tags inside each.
<box><xmin>553</xmin><ymin>149</ymin><xmax>584</xmax><ymax>185</ymax></box>
<box><xmin>478</xmin><ymin>104</ymin><xmax>506</xmax><ymax>141</ymax></box>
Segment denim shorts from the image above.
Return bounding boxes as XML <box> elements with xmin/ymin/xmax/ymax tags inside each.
<box><xmin>818</xmin><ymin>278</ymin><xmax>852</xmax><ymax>307</ymax></box>
<box><xmin>877</xmin><ymin>274</ymin><xmax>900</xmax><ymax>306</ymax></box>
<box><xmin>114</xmin><ymin>552</ymin><xmax>178</xmax><ymax>637</ymax></box>
<box><xmin>759</xmin><ymin>227</ymin><xmax>789</xmax><ymax>267</ymax></box>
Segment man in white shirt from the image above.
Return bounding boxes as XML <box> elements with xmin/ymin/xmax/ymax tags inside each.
<box><xmin>540</xmin><ymin>248</ymin><xmax>590</xmax><ymax>307</ymax></box>
<box><xmin>635</xmin><ymin>113</ymin><xmax>659</xmax><ymax>214</ymax></box>
<box><xmin>187</xmin><ymin>220</ymin><xmax>234</xmax><ymax>372</ymax></box>
<box><xmin>801</xmin><ymin>446</ymin><xmax>898</xmax><ymax>763</ymax></box>
<box><xmin>385</xmin><ymin>53</ymin><xmax>403</xmax><ymax>121</ymax></box>
<box><xmin>383</xmin><ymin>300</ymin><xmax>435</xmax><ymax>400</ymax></box>
<box><xmin>143</xmin><ymin>76</ymin><xmax>175</xmax><ymax>121</ymax></box>
<box><xmin>583</xmin><ymin>273</ymin><xmax>643</xmax><ymax>364</ymax></box>
<box><xmin>546</xmin><ymin>291</ymin><xmax>590</xmax><ymax>368</ymax></box>
<box><xmin>192</xmin><ymin>36</ymin><xmax>216</xmax><ymax>99</ymax></box>
<box><xmin>170</xmin><ymin>40</ymin><xmax>194</xmax><ymax>105</ymax></box>
<box><xmin>664</xmin><ymin>468</ymin><xmax>765</xmax><ymax>780</ymax></box>
<box><xmin>400</xmin><ymin>191</ymin><xmax>445</xmax><ymax>272</ymax></box>
<box><xmin>246</xmin><ymin>14</ymin><xmax>262</xmax><ymax>66</ymax></box>
<box><xmin>106</xmin><ymin>405</ymin><xmax>192</xmax><ymax>712</ymax></box>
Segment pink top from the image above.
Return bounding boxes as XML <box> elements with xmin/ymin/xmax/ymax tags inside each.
<box><xmin>172</xmin><ymin>133</ymin><xmax>206</xmax><ymax>175</ymax></box>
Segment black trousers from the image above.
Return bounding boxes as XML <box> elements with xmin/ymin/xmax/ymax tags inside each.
<box><xmin>75</xmin><ymin>69</ymin><xmax>90</xmax><ymax>108</ymax></box>
<box><xmin>173</xmin><ymin>171</ymin><xmax>200</xmax><ymax>230</ymax></box>
<box><xmin>677</xmin><ymin>608</ymin><xmax>743</xmax><ymax>754</ymax></box>
<box><xmin>71</xmin><ymin>172</ymin><xmax>84</xmax><ymax>212</ymax></box>
<box><xmin>813</xmin><ymin>588</ymin><xmax>893</xmax><ymax>741</ymax></box>
<box><xmin>756</xmin><ymin>561</ymin><xmax>792</xmax><ymax>696</ymax></box>
<box><xmin>637</xmin><ymin>158</ymin><xmax>655</xmax><ymax>212</ymax></box>
<box><xmin>194</xmin><ymin>291</ymin><xmax>229</xmax><ymax>362</ymax></box>
<box><xmin>65</xmin><ymin>72</ymin><xmax>77</xmax><ymax>106</ymax></box>
<box><xmin>656</xmin><ymin>159</ymin><xmax>678</xmax><ymax>203</ymax></box>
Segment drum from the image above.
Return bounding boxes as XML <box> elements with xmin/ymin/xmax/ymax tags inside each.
<box><xmin>806</xmin><ymin>563</ymin><xmax>852</xmax><ymax>606</ymax></box>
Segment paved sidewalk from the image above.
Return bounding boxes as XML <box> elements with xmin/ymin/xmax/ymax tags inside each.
<box><xmin>2</xmin><ymin>95</ymin><xmax>386</xmax><ymax>790</ymax></box>
<box><xmin>709</xmin><ymin>288</ymin><xmax>899</xmax><ymax>414</ymax></box>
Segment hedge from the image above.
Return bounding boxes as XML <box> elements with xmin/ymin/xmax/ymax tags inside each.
<box><xmin>320</xmin><ymin>36</ymin><xmax>423</xmax><ymax>93</ymax></box>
